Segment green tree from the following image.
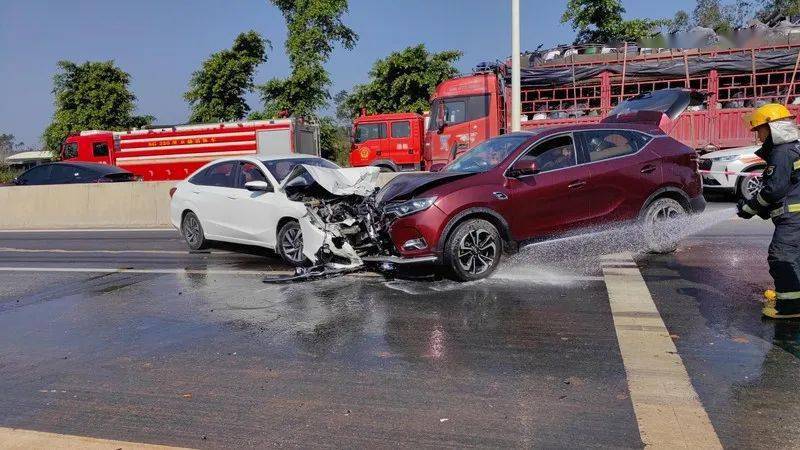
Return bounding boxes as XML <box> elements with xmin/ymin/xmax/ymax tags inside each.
<box><xmin>561</xmin><ymin>0</ymin><xmax>668</xmax><ymax>44</ymax></box>
<box><xmin>256</xmin><ymin>0</ymin><xmax>358</xmax><ymax>119</ymax></box>
<box><xmin>758</xmin><ymin>0</ymin><xmax>800</xmax><ymax>25</ymax></box>
<box><xmin>692</xmin><ymin>0</ymin><xmax>753</xmax><ymax>33</ymax></box>
<box><xmin>185</xmin><ymin>31</ymin><xmax>269</xmax><ymax>123</ymax></box>
<box><xmin>669</xmin><ymin>10</ymin><xmax>691</xmax><ymax>33</ymax></box>
<box><xmin>318</xmin><ymin>116</ymin><xmax>350</xmax><ymax>165</ymax></box>
<box><xmin>338</xmin><ymin>44</ymin><xmax>461</xmax><ymax>120</ymax></box>
<box><xmin>42</xmin><ymin>61</ymin><xmax>153</xmax><ymax>156</ymax></box>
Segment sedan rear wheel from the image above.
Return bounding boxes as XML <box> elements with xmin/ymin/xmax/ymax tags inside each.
<box><xmin>181</xmin><ymin>211</ymin><xmax>209</xmax><ymax>251</ymax></box>
<box><xmin>277</xmin><ymin>221</ymin><xmax>308</xmax><ymax>267</ymax></box>
<box><xmin>444</xmin><ymin>219</ymin><xmax>502</xmax><ymax>281</ymax></box>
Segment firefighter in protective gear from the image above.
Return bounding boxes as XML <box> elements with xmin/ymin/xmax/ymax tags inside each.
<box><xmin>737</xmin><ymin>103</ymin><xmax>800</xmax><ymax>318</ymax></box>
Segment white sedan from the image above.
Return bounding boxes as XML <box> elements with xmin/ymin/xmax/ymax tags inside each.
<box><xmin>170</xmin><ymin>154</ymin><xmax>377</xmax><ymax>266</ymax></box>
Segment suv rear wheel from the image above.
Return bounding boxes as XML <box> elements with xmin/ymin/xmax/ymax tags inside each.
<box><xmin>641</xmin><ymin>198</ymin><xmax>686</xmax><ymax>254</ymax></box>
<box><xmin>444</xmin><ymin>219</ymin><xmax>502</xmax><ymax>281</ymax></box>
<box><xmin>181</xmin><ymin>211</ymin><xmax>210</xmax><ymax>251</ymax></box>
<box><xmin>277</xmin><ymin>221</ymin><xmax>308</xmax><ymax>267</ymax></box>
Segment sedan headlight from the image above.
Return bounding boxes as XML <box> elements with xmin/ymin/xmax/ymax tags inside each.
<box><xmin>709</xmin><ymin>155</ymin><xmax>738</xmax><ymax>163</ymax></box>
<box><xmin>384</xmin><ymin>197</ymin><xmax>437</xmax><ymax>217</ymax></box>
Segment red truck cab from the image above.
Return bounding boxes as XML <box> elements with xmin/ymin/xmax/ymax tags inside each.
<box><xmin>424</xmin><ymin>71</ymin><xmax>505</xmax><ymax>168</ymax></box>
<box><xmin>349</xmin><ymin>113</ymin><xmax>425</xmax><ymax>171</ymax></box>
<box><xmin>62</xmin><ymin>131</ymin><xmax>115</xmax><ymax>165</ymax></box>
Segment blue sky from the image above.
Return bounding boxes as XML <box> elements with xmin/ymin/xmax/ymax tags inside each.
<box><xmin>0</xmin><ymin>0</ymin><xmax>695</xmax><ymax>147</ymax></box>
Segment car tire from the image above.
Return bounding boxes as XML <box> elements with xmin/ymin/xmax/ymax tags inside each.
<box><xmin>181</xmin><ymin>211</ymin><xmax>210</xmax><ymax>251</ymax></box>
<box><xmin>277</xmin><ymin>221</ymin><xmax>308</xmax><ymax>267</ymax></box>
<box><xmin>641</xmin><ymin>198</ymin><xmax>687</xmax><ymax>254</ymax></box>
<box><xmin>736</xmin><ymin>167</ymin><xmax>765</xmax><ymax>202</ymax></box>
<box><xmin>444</xmin><ymin>219</ymin><xmax>502</xmax><ymax>281</ymax></box>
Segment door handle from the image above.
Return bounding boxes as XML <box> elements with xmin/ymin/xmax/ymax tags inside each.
<box><xmin>568</xmin><ymin>180</ymin><xmax>587</xmax><ymax>189</ymax></box>
<box><xmin>191</xmin><ymin>190</ymin><xmax>200</xmax><ymax>195</ymax></box>
<box><xmin>226</xmin><ymin>195</ymin><xmax>237</xmax><ymax>200</ymax></box>
<box><xmin>641</xmin><ymin>165</ymin><xmax>657</xmax><ymax>174</ymax></box>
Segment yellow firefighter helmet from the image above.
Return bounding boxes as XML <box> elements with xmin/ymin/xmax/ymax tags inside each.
<box><xmin>748</xmin><ymin>103</ymin><xmax>794</xmax><ymax>131</ymax></box>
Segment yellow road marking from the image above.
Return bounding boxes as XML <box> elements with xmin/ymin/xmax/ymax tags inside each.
<box><xmin>601</xmin><ymin>254</ymin><xmax>722</xmax><ymax>449</ymax></box>
<box><xmin>0</xmin><ymin>427</ymin><xmax>192</xmax><ymax>449</ymax></box>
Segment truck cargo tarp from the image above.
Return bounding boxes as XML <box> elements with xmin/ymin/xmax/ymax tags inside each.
<box><xmin>514</xmin><ymin>49</ymin><xmax>800</xmax><ymax>87</ymax></box>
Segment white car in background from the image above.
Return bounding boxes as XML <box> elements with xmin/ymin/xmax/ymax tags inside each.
<box><xmin>698</xmin><ymin>145</ymin><xmax>764</xmax><ymax>200</ymax></box>
<box><xmin>169</xmin><ymin>154</ymin><xmax>380</xmax><ymax>267</ymax></box>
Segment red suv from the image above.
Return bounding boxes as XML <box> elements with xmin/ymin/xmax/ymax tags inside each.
<box><xmin>372</xmin><ymin>89</ymin><xmax>706</xmax><ymax>281</ymax></box>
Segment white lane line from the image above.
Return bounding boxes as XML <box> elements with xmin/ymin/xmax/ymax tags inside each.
<box><xmin>0</xmin><ymin>426</ymin><xmax>191</xmax><ymax>449</ymax></box>
<box><xmin>0</xmin><ymin>266</ymin><xmax>385</xmax><ymax>279</ymax></box>
<box><xmin>601</xmin><ymin>253</ymin><xmax>721</xmax><ymax>449</ymax></box>
<box><xmin>0</xmin><ymin>247</ymin><xmax>259</xmax><ymax>257</ymax></box>
<box><xmin>0</xmin><ymin>228</ymin><xmax>175</xmax><ymax>233</ymax></box>
<box><xmin>0</xmin><ymin>267</ymin><xmax>289</xmax><ymax>276</ymax></box>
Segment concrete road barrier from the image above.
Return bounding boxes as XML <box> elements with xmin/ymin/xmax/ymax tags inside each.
<box><xmin>0</xmin><ymin>171</ymin><xmax>413</xmax><ymax>230</ymax></box>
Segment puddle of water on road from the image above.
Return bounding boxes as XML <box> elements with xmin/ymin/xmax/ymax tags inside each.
<box><xmin>385</xmin><ymin>207</ymin><xmax>736</xmax><ymax>294</ymax></box>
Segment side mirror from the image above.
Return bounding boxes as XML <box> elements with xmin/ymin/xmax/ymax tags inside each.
<box><xmin>508</xmin><ymin>160</ymin><xmax>538</xmax><ymax>178</ymax></box>
<box><xmin>436</xmin><ymin>103</ymin><xmax>446</xmax><ymax>134</ymax></box>
<box><xmin>244</xmin><ymin>181</ymin><xmax>272</xmax><ymax>192</ymax></box>
<box><xmin>429</xmin><ymin>163</ymin><xmax>446</xmax><ymax>172</ymax></box>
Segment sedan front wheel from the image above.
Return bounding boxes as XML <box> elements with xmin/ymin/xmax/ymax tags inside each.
<box><xmin>277</xmin><ymin>221</ymin><xmax>308</xmax><ymax>267</ymax></box>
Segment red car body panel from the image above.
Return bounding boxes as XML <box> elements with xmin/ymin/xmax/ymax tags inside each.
<box><xmin>383</xmin><ymin>119</ymin><xmax>704</xmax><ymax>261</ymax></box>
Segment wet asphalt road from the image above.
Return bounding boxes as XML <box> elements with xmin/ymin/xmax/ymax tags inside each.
<box><xmin>1</xmin><ymin>202</ymin><xmax>798</xmax><ymax>448</ymax></box>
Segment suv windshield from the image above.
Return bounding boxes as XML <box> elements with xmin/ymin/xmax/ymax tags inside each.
<box><xmin>443</xmin><ymin>134</ymin><xmax>530</xmax><ymax>173</ymax></box>
<box><xmin>261</xmin><ymin>157</ymin><xmax>339</xmax><ymax>182</ymax></box>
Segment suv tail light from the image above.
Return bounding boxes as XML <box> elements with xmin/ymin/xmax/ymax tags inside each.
<box><xmin>169</xmin><ymin>187</ymin><xmax>177</xmax><ymax>198</ymax></box>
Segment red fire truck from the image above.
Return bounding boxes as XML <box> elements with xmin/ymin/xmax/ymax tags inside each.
<box><xmin>348</xmin><ymin>112</ymin><xmax>426</xmax><ymax>171</ymax></box>
<box><xmin>61</xmin><ymin>118</ymin><xmax>320</xmax><ymax>181</ymax></box>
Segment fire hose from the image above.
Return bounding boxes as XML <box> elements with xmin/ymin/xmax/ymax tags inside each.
<box><xmin>698</xmin><ymin>169</ymin><xmax>763</xmax><ymax>178</ymax></box>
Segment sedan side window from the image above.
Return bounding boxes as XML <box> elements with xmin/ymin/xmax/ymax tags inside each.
<box><xmin>518</xmin><ymin>135</ymin><xmax>577</xmax><ymax>173</ymax></box>
<box><xmin>18</xmin><ymin>165</ymin><xmax>51</xmax><ymax>184</ymax></box>
<box><xmin>579</xmin><ymin>130</ymin><xmax>641</xmax><ymax>163</ymax></box>
<box><xmin>237</xmin><ymin>162</ymin><xmax>270</xmax><ymax>189</ymax></box>
<box><xmin>189</xmin><ymin>162</ymin><xmax>238</xmax><ymax>187</ymax></box>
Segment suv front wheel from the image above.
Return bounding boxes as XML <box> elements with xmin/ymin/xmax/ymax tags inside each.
<box><xmin>641</xmin><ymin>198</ymin><xmax>687</xmax><ymax>254</ymax></box>
<box><xmin>444</xmin><ymin>219</ymin><xmax>502</xmax><ymax>281</ymax></box>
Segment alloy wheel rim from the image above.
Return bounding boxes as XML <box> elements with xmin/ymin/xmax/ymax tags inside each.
<box><xmin>457</xmin><ymin>229</ymin><xmax>497</xmax><ymax>275</ymax></box>
<box><xmin>649</xmin><ymin>204</ymin><xmax>683</xmax><ymax>243</ymax></box>
<box><xmin>745</xmin><ymin>176</ymin><xmax>764</xmax><ymax>199</ymax></box>
<box><xmin>184</xmin><ymin>216</ymin><xmax>201</xmax><ymax>245</ymax></box>
<box><xmin>282</xmin><ymin>227</ymin><xmax>304</xmax><ymax>262</ymax></box>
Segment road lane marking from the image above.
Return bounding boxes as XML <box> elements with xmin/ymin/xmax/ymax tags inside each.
<box><xmin>0</xmin><ymin>266</ymin><xmax>385</xmax><ymax>279</ymax></box>
<box><xmin>601</xmin><ymin>253</ymin><xmax>722</xmax><ymax>449</ymax></box>
<box><xmin>0</xmin><ymin>267</ymin><xmax>289</xmax><ymax>276</ymax></box>
<box><xmin>0</xmin><ymin>228</ymin><xmax>176</xmax><ymax>233</ymax></box>
<box><xmin>0</xmin><ymin>426</ymin><xmax>191</xmax><ymax>449</ymax></box>
<box><xmin>0</xmin><ymin>247</ymin><xmax>261</xmax><ymax>257</ymax></box>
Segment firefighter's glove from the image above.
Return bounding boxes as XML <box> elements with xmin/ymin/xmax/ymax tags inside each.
<box><xmin>737</xmin><ymin>199</ymin><xmax>755</xmax><ymax>219</ymax></box>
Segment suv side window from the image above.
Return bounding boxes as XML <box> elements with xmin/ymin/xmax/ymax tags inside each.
<box><xmin>391</xmin><ymin>121</ymin><xmax>411</xmax><ymax>138</ymax></box>
<box><xmin>579</xmin><ymin>130</ymin><xmax>645</xmax><ymax>163</ymax></box>
<box><xmin>93</xmin><ymin>142</ymin><xmax>109</xmax><ymax>157</ymax></box>
<box><xmin>237</xmin><ymin>162</ymin><xmax>270</xmax><ymax>189</ymax></box>
<box><xmin>189</xmin><ymin>161</ymin><xmax>238</xmax><ymax>187</ymax></box>
<box><xmin>355</xmin><ymin>123</ymin><xmax>386</xmax><ymax>143</ymax></box>
<box><xmin>516</xmin><ymin>135</ymin><xmax>577</xmax><ymax>173</ymax></box>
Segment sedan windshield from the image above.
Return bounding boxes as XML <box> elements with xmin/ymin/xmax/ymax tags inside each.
<box><xmin>261</xmin><ymin>157</ymin><xmax>340</xmax><ymax>182</ymax></box>
<box><xmin>443</xmin><ymin>134</ymin><xmax>531</xmax><ymax>173</ymax></box>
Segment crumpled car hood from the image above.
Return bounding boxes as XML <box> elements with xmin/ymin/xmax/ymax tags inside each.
<box><xmin>281</xmin><ymin>164</ymin><xmax>380</xmax><ymax>196</ymax></box>
<box><xmin>376</xmin><ymin>171</ymin><xmax>475</xmax><ymax>205</ymax></box>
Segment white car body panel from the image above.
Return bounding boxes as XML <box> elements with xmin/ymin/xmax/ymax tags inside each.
<box><xmin>699</xmin><ymin>145</ymin><xmax>763</xmax><ymax>193</ymax></box>
<box><xmin>170</xmin><ymin>155</ymin><xmax>380</xmax><ymax>266</ymax></box>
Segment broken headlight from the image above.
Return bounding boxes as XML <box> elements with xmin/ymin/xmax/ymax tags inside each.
<box><xmin>383</xmin><ymin>196</ymin><xmax>437</xmax><ymax>218</ymax></box>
